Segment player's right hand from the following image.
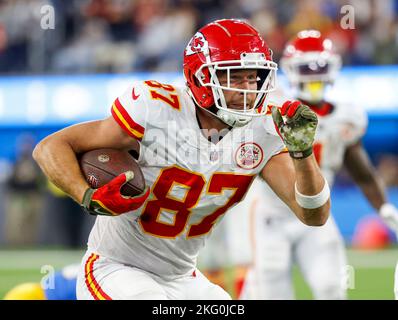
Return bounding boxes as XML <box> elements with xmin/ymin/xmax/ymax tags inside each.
<box><xmin>81</xmin><ymin>171</ymin><xmax>150</xmax><ymax>216</ymax></box>
<box><xmin>272</xmin><ymin>100</ymin><xmax>318</xmax><ymax>159</ymax></box>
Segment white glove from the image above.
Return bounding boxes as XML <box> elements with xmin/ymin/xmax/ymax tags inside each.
<box><xmin>379</xmin><ymin>203</ymin><xmax>398</xmax><ymax>235</ymax></box>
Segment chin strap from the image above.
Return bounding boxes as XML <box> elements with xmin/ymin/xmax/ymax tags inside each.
<box><xmin>295</xmin><ymin>81</ymin><xmax>328</xmax><ymax>104</ymax></box>
<box><xmin>216</xmin><ymin>109</ymin><xmax>253</xmax><ymax>127</ymax></box>
<box><xmin>196</xmin><ymin>103</ymin><xmax>253</xmax><ymax>128</ymax></box>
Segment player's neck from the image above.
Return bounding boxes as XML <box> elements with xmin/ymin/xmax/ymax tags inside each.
<box><xmin>196</xmin><ymin>107</ymin><xmax>231</xmax><ymax>142</ymax></box>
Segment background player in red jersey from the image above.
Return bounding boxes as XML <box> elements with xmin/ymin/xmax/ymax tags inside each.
<box><xmin>240</xmin><ymin>30</ymin><xmax>398</xmax><ymax>300</ymax></box>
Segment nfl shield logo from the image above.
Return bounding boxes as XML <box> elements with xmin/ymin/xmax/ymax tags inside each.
<box><xmin>209</xmin><ymin>150</ymin><xmax>219</xmax><ymax>162</ymax></box>
<box><xmin>87</xmin><ymin>174</ymin><xmax>99</xmax><ymax>188</ymax></box>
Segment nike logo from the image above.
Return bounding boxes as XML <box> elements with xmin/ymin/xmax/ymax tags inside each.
<box><xmin>132</xmin><ymin>87</ymin><xmax>140</xmax><ymax>100</ymax></box>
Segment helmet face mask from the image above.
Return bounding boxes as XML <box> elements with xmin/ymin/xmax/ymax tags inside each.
<box><xmin>280</xmin><ymin>30</ymin><xmax>342</xmax><ymax>104</ymax></box>
<box><xmin>281</xmin><ymin>52</ymin><xmax>341</xmax><ymax>84</ymax></box>
<box><xmin>183</xmin><ymin>19</ymin><xmax>278</xmax><ymax>127</ymax></box>
<box><xmin>199</xmin><ymin>53</ymin><xmax>277</xmax><ymax>117</ymax></box>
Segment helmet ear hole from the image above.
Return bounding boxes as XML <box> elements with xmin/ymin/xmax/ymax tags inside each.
<box><xmin>257</xmin><ymin>69</ymin><xmax>270</xmax><ymax>91</ymax></box>
<box><xmin>187</xmin><ymin>69</ymin><xmax>202</xmax><ymax>88</ymax></box>
<box><xmin>193</xmin><ymin>75</ymin><xmax>201</xmax><ymax>87</ymax></box>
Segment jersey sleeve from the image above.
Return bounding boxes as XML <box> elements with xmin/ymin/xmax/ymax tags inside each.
<box><xmin>263</xmin><ymin>109</ymin><xmax>289</xmax><ymax>157</ymax></box>
<box><xmin>273</xmin><ymin>143</ymin><xmax>289</xmax><ymax>157</ymax></box>
<box><xmin>111</xmin><ymin>82</ymin><xmax>147</xmax><ymax>141</ymax></box>
<box><xmin>341</xmin><ymin>103</ymin><xmax>368</xmax><ymax>146</ymax></box>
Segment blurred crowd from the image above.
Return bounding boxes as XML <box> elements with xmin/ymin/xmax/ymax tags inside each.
<box><xmin>0</xmin><ymin>0</ymin><xmax>397</xmax><ymax>75</ymax></box>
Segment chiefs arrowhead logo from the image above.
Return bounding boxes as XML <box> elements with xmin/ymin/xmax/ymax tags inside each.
<box><xmin>185</xmin><ymin>32</ymin><xmax>209</xmax><ymax>56</ymax></box>
<box><xmin>190</xmin><ymin>37</ymin><xmax>204</xmax><ymax>52</ymax></box>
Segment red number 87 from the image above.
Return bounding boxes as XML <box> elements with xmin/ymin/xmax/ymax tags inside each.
<box><xmin>139</xmin><ymin>166</ymin><xmax>254</xmax><ymax>239</ymax></box>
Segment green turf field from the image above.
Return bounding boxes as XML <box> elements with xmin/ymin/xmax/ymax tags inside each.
<box><xmin>293</xmin><ymin>267</ymin><xmax>395</xmax><ymax>300</ymax></box>
<box><xmin>0</xmin><ymin>249</ymin><xmax>84</xmax><ymax>299</ymax></box>
<box><xmin>292</xmin><ymin>248</ymin><xmax>397</xmax><ymax>300</ymax></box>
<box><xmin>0</xmin><ymin>248</ymin><xmax>396</xmax><ymax>299</ymax></box>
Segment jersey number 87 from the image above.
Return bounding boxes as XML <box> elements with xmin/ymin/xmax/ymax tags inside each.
<box><xmin>139</xmin><ymin>166</ymin><xmax>254</xmax><ymax>239</ymax></box>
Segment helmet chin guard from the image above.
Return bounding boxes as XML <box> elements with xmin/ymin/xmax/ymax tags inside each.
<box><xmin>295</xmin><ymin>81</ymin><xmax>326</xmax><ymax>104</ymax></box>
<box><xmin>216</xmin><ymin>108</ymin><xmax>253</xmax><ymax>127</ymax></box>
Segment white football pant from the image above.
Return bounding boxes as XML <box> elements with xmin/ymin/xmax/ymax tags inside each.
<box><xmin>240</xmin><ymin>213</ymin><xmax>348</xmax><ymax>300</ymax></box>
<box><xmin>76</xmin><ymin>251</ymin><xmax>231</xmax><ymax>300</ymax></box>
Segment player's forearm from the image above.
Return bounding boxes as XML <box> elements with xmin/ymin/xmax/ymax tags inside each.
<box><xmin>293</xmin><ymin>154</ymin><xmax>330</xmax><ymax>226</ymax></box>
<box><xmin>293</xmin><ymin>154</ymin><xmax>325</xmax><ymax>195</ymax></box>
<box><xmin>33</xmin><ymin>135</ymin><xmax>89</xmax><ymax>204</ymax></box>
<box><xmin>357</xmin><ymin>177</ymin><xmax>386</xmax><ymax>210</ymax></box>
<box><xmin>344</xmin><ymin>142</ymin><xmax>387</xmax><ymax>210</ymax></box>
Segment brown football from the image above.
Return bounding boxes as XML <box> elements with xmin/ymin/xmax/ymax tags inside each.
<box><xmin>79</xmin><ymin>148</ymin><xmax>145</xmax><ymax>197</ymax></box>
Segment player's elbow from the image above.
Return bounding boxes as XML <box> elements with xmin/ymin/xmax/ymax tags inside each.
<box><xmin>32</xmin><ymin>136</ymin><xmax>53</xmax><ymax>166</ymax></box>
<box><xmin>301</xmin><ymin>200</ymin><xmax>331</xmax><ymax>226</ymax></box>
<box><xmin>32</xmin><ymin>140</ymin><xmax>44</xmax><ymax>164</ymax></box>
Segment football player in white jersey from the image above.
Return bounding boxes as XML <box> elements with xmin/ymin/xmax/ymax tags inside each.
<box><xmin>240</xmin><ymin>30</ymin><xmax>398</xmax><ymax>300</ymax></box>
<box><xmin>33</xmin><ymin>20</ymin><xmax>331</xmax><ymax>300</ymax></box>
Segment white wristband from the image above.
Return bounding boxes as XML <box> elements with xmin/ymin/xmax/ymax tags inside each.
<box><xmin>295</xmin><ymin>178</ymin><xmax>330</xmax><ymax>209</ymax></box>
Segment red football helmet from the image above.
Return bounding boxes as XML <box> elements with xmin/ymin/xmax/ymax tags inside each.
<box><xmin>183</xmin><ymin>19</ymin><xmax>277</xmax><ymax>127</ymax></box>
<box><xmin>280</xmin><ymin>30</ymin><xmax>342</xmax><ymax>102</ymax></box>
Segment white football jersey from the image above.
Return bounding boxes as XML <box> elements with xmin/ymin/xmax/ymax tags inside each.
<box><xmin>87</xmin><ymin>80</ymin><xmax>286</xmax><ymax>279</ymax></box>
<box><xmin>256</xmin><ymin>100</ymin><xmax>368</xmax><ymax>217</ymax></box>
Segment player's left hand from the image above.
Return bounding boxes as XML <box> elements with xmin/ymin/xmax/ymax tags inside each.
<box><xmin>379</xmin><ymin>203</ymin><xmax>398</xmax><ymax>236</ymax></box>
<box><xmin>272</xmin><ymin>100</ymin><xmax>318</xmax><ymax>159</ymax></box>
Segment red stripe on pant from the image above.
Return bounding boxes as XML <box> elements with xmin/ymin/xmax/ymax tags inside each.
<box><xmin>84</xmin><ymin>253</ymin><xmax>112</xmax><ymax>300</ymax></box>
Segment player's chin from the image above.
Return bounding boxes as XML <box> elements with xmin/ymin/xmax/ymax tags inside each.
<box><xmin>229</xmin><ymin>105</ymin><xmax>242</xmax><ymax>111</ymax></box>
<box><xmin>228</xmin><ymin>103</ymin><xmax>253</xmax><ymax>111</ymax></box>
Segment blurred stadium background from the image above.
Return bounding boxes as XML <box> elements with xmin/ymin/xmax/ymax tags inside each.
<box><xmin>0</xmin><ymin>0</ymin><xmax>397</xmax><ymax>300</ymax></box>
